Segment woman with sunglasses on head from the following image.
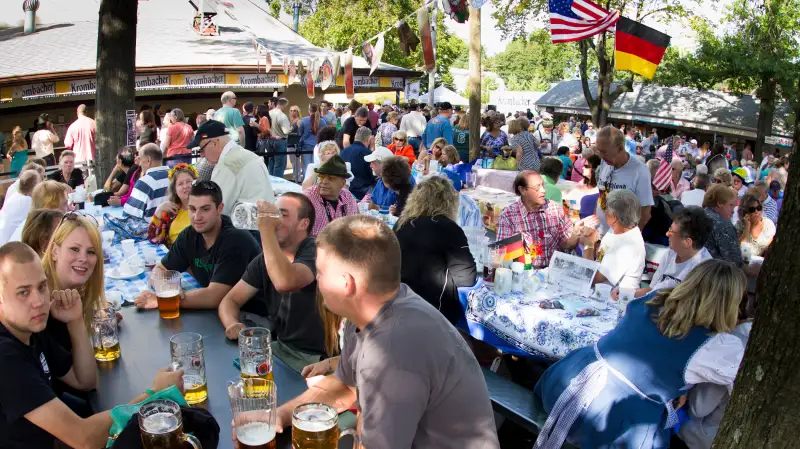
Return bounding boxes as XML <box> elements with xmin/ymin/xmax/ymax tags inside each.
<box><xmin>147</xmin><ymin>164</ymin><xmax>198</xmax><ymax>247</ymax></box>
<box><xmin>386</xmin><ymin>130</ymin><xmax>416</xmax><ymax>166</ymax></box>
<box><xmin>735</xmin><ymin>192</ymin><xmax>774</xmax><ymax>258</ymax></box>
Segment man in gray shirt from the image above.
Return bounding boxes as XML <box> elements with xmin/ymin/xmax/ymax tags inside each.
<box><xmin>270</xmin><ymin>215</ymin><xmax>500</xmax><ymax>448</ymax></box>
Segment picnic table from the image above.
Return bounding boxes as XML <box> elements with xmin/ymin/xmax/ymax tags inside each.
<box><xmin>458</xmin><ymin>273</ymin><xmax>620</xmax><ymax>361</ymax></box>
<box><xmin>93</xmin><ymin>207</ymin><xmax>353</xmax><ymax>448</ymax></box>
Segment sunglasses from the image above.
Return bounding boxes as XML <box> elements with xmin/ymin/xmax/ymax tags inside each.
<box><xmin>745</xmin><ymin>204</ymin><xmax>763</xmax><ymax>214</ymax></box>
<box><xmin>59</xmin><ymin>211</ymin><xmax>99</xmax><ymax>228</ymax></box>
<box><xmin>393</xmin><ymin>138</ymin><xmax>406</xmax><ymax>142</ymax></box>
<box><xmin>192</xmin><ymin>179</ymin><xmax>220</xmax><ymax>192</ymax></box>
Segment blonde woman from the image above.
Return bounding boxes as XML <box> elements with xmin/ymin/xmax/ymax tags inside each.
<box><xmin>7</xmin><ymin>126</ymin><xmax>29</xmax><ymax>177</ymax></box>
<box><xmin>42</xmin><ymin>214</ymin><xmax>107</xmax><ymax>350</ymax></box>
<box><xmin>395</xmin><ymin>176</ymin><xmax>477</xmax><ymax>325</ymax></box>
<box><xmin>535</xmin><ymin>259</ymin><xmax>747</xmax><ymax>448</ymax></box>
<box><xmin>147</xmin><ymin>163</ymin><xmax>198</xmax><ymax>246</ymax></box>
<box><xmin>302</xmin><ymin>141</ymin><xmax>352</xmax><ymax>189</ymax></box>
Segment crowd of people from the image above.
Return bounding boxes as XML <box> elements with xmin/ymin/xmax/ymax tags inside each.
<box><xmin>0</xmin><ymin>89</ymin><xmax>791</xmax><ymax>449</ymax></box>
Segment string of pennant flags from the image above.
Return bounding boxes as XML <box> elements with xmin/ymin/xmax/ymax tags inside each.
<box><xmin>237</xmin><ymin>0</ymin><xmax>486</xmax><ymax>100</ymax></box>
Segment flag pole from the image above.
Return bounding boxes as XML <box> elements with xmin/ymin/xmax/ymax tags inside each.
<box><xmin>428</xmin><ymin>5</ymin><xmax>438</xmax><ymax>107</ymax></box>
<box><xmin>468</xmin><ymin>5</ymin><xmax>481</xmax><ymax>161</ymax></box>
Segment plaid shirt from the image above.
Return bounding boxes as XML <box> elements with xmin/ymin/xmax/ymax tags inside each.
<box><xmin>496</xmin><ymin>199</ymin><xmax>573</xmax><ymax>268</ymax></box>
<box><xmin>303</xmin><ymin>185</ymin><xmax>359</xmax><ymax>236</ymax></box>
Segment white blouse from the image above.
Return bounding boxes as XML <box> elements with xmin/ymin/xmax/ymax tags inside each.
<box><xmin>683</xmin><ymin>322</ymin><xmax>751</xmax><ymax>391</ymax></box>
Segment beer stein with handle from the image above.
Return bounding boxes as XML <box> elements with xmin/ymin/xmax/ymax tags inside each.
<box><xmin>150</xmin><ymin>270</ymin><xmax>182</xmax><ymax>319</ymax></box>
<box><xmin>239</xmin><ymin>327</ymin><xmax>273</xmax><ymax>395</ymax></box>
<box><xmin>228</xmin><ymin>378</ymin><xmax>278</xmax><ymax>449</ymax></box>
<box><xmin>138</xmin><ymin>400</ymin><xmax>202</xmax><ymax>449</ymax></box>
<box><xmin>91</xmin><ymin>306</ymin><xmax>120</xmax><ymax>361</ymax></box>
<box><xmin>292</xmin><ymin>403</ymin><xmax>359</xmax><ymax>449</ymax></box>
<box><xmin>170</xmin><ymin>332</ymin><xmax>208</xmax><ymax>405</ymax></box>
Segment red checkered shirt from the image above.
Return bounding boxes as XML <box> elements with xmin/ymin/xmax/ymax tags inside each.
<box><xmin>303</xmin><ymin>185</ymin><xmax>360</xmax><ymax>236</ymax></box>
<box><xmin>496</xmin><ymin>199</ymin><xmax>573</xmax><ymax>268</ymax></box>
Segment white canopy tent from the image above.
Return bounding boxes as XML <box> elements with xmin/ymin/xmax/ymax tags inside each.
<box><xmin>418</xmin><ymin>85</ymin><xmax>469</xmax><ymax>106</ymax></box>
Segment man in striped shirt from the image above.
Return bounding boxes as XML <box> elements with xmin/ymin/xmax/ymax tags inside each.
<box><xmin>123</xmin><ymin>143</ymin><xmax>169</xmax><ymax>219</ymax></box>
<box><xmin>496</xmin><ymin>170</ymin><xmax>583</xmax><ymax>268</ymax></box>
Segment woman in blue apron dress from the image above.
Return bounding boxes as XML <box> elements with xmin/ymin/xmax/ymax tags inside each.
<box><xmin>534</xmin><ymin>259</ymin><xmax>747</xmax><ymax>449</ymax></box>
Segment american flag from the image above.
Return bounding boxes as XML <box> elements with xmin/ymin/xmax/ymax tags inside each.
<box><xmin>652</xmin><ymin>136</ymin><xmax>674</xmax><ymax>191</ymax></box>
<box><xmin>549</xmin><ymin>0</ymin><xmax>620</xmax><ymax>43</ymax></box>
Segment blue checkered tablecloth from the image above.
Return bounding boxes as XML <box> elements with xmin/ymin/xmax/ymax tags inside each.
<box><xmin>104</xmin><ymin>240</ymin><xmax>202</xmax><ymax>303</ymax></box>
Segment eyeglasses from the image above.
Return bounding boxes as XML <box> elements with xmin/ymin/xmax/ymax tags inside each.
<box><xmin>199</xmin><ymin>140</ymin><xmax>214</xmax><ymax>154</ymax></box>
<box><xmin>59</xmin><ymin>211</ymin><xmax>99</xmax><ymax>228</ymax></box>
<box><xmin>745</xmin><ymin>204</ymin><xmax>763</xmax><ymax>214</ymax></box>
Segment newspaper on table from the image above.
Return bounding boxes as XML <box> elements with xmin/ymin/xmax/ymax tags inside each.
<box><xmin>546</xmin><ymin>251</ymin><xmax>599</xmax><ymax>297</ymax></box>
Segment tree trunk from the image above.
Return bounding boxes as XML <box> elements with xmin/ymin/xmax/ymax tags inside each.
<box><xmin>468</xmin><ymin>6</ymin><xmax>481</xmax><ymax>162</ymax></box>
<box><xmin>711</xmin><ymin>76</ymin><xmax>800</xmax><ymax>448</ymax></box>
<box><xmin>753</xmin><ymin>76</ymin><xmax>776</xmax><ymax>161</ymax></box>
<box><xmin>95</xmin><ymin>0</ymin><xmax>138</xmax><ymax>182</ymax></box>
<box><xmin>595</xmin><ymin>32</ymin><xmax>612</xmax><ymax>127</ymax></box>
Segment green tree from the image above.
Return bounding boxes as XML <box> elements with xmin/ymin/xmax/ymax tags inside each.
<box><xmin>491</xmin><ymin>0</ymin><xmax>689</xmax><ymax>125</ymax></box>
<box><xmin>462</xmin><ymin>76</ymin><xmax>498</xmax><ymax>104</ymax></box>
<box><xmin>488</xmin><ymin>29</ymin><xmax>584</xmax><ymax>92</ymax></box>
<box><xmin>453</xmin><ymin>45</ymin><xmax>487</xmax><ymax>70</ymax></box>
<box><xmin>288</xmin><ymin>0</ymin><xmax>462</xmax><ymax>90</ymax></box>
<box><xmin>653</xmin><ymin>0</ymin><xmax>800</xmax><ymax>159</ymax></box>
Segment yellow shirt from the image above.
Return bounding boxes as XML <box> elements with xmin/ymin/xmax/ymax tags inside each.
<box><xmin>167</xmin><ymin>209</ymin><xmax>191</xmax><ymax>246</ymax></box>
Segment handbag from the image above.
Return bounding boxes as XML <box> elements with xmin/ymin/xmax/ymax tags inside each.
<box><xmin>106</xmin><ymin>385</ymin><xmax>188</xmax><ymax>447</ymax></box>
<box><xmin>103</xmin><ymin>213</ymin><xmax>150</xmax><ymax>244</ymax></box>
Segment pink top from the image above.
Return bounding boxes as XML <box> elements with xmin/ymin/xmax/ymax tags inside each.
<box><xmin>673</xmin><ymin>177</ymin><xmax>691</xmax><ymax>200</ymax></box>
<box><xmin>166</xmin><ymin>122</ymin><xmax>195</xmax><ymax>158</ymax></box>
<box><xmin>64</xmin><ymin>115</ymin><xmax>96</xmax><ymax>163</ymax></box>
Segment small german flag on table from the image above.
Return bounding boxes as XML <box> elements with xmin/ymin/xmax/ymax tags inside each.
<box><xmin>614</xmin><ymin>17</ymin><xmax>670</xmax><ymax>79</ymax></box>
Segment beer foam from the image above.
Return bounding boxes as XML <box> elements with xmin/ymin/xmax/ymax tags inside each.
<box><xmin>158</xmin><ymin>289</ymin><xmax>181</xmax><ymax>297</ymax></box>
<box><xmin>294</xmin><ymin>409</ymin><xmax>336</xmax><ymax>432</ymax></box>
<box><xmin>236</xmin><ymin>422</ymin><xmax>276</xmax><ymax>445</ymax></box>
<box><xmin>142</xmin><ymin>412</ymin><xmax>180</xmax><ymax>434</ymax></box>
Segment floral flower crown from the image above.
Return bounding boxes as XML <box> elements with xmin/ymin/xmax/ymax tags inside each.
<box><xmin>168</xmin><ymin>163</ymin><xmax>199</xmax><ymax>181</ymax></box>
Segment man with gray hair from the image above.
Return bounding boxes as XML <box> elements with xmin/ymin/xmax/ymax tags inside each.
<box><xmin>213</xmin><ymin>91</ymin><xmax>245</xmax><ymax>145</ymax></box>
<box><xmin>593</xmin><ymin>125</ymin><xmax>654</xmax><ymax>234</ymax></box>
<box><xmin>581</xmin><ymin>188</ymin><xmax>646</xmax><ymax>289</ymax></box>
<box><xmin>340</xmin><ymin>126</ymin><xmax>375</xmax><ymax>200</ymax></box>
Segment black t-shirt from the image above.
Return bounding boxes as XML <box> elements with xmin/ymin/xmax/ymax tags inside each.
<box><xmin>241</xmin><ymin>114</ymin><xmax>258</xmax><ymax>152</ymax></box>
<box><xmin>113</xmin><ymin>169</ymin><xmax>126</xmax><ymax>186</ymax></box>
<box><xmin>0</xmin><ymin>324</ymin><xmax>72</xmax><ymax>449</ymax></box>
<box><xmin>338</xmin><ymin>117</ymin><xmax>359</xmax><ymax>148</ymax></box>
<box><xmin>123</xmin><ymin>165</ymin><xmax>140</xmax><ymax>187</ymax></box>
<box><xmin>47</xmin><ymin>169</ymin><xmax>84</xmax><ymax>190</ymax></box>
<box><xmin>161</xmin><ymin>215</ymin><xmax>261</xmax><ymax>288</ymax></box>
<box><xmin>241</xmin><ymin>238</ymin><xmax>326</xmax><ymax>357</ymax></box>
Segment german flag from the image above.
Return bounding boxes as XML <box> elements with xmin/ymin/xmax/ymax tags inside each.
<box><xmin>492</xmin><ymin>234</ymin><xmax>525</xmax><ymax>263</ymax></box>
<box><xmin>614</xmin><ymin>17</ymin><xmax>670</xmax><ymax>79</ymax></box>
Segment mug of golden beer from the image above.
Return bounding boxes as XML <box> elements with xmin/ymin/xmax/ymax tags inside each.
<box><xmin>150</xmin><ymin>270</ymin><xmax>182</xmax><ymax>319</ymax></box>
<box><xmin>138</xmin><ymin>400</ymin><xmax>202</xmax><ymax>449</ymax></box>
<box><xmin>91</xmin><ymin>306</ymin><xmax>120</xmax><ymax>362</ymax></box>
<box><xmin>239</xmin><ymin>327</ymin><xmax>273</xmax><ymax>395</ymax></box>
<box><xmin>292</xmin><ymin>403</ymin><xmax>358</xmax><ymax>449</ymax></box>
<box><xmin>170</xmin><ymin>332</ymin><xmax>208</xmax><ymax>405</ymax></box>
<box><xmin>228</xmin><ymin>378</ymin><xmax>277</xmax><ymax>449</ymax></box>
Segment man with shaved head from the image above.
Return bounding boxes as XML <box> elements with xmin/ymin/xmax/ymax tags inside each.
<box><xmin>0</xmin><ymin>242</ymin><xmax>183</xmax><ymax>448</ymax></box>
<box><xmin>64</xmin><ymin>104</ymin><xmax>96</xmax><ymax>164</ymax></box>
<box><xmin>593</xmin><ymin>125</ymin><xmax>654</xmax><ymax>233</ymax></box>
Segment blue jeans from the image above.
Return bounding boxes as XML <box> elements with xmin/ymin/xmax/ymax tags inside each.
<box><xmin>408</xmin><ymin>137</ymin><xmax>421</xmax><ymax>155</ymax></box>
<box><xmin>299</xmin><ymin>146</ymin><xmax>314</xmax><ymax>183</ymax></box>
<box><xmin>267</xmin><ymin>139</ymin><xmax>287</xmax><ymax>178</ymax></box>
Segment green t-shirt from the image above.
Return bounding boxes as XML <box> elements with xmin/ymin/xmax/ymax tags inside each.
<box><xmin>453</xmin><ymin>128</ymin><xmax>470</xmax><ymax>161</ymax></box>
<box><xmin>543</xmin><ymin>175</ymin><xmax>563</xmax><ymax>203</ymax></box>
<box><xmin>214</xmin><ymin>106</ymin><xmax>245</xmax><ymax>143</ymax></box>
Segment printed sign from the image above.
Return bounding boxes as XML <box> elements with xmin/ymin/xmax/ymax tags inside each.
<box><xmin>13</xmin><ymin>82</ymin><xmax>56</xmax><ymax>99</ymax></box>
<box><xmin>134</xmin><ymin>75</ymin><xmax>171</xmax><ymax>89</ymax></box>
<box><xmin>183</xmin><ymin>73</ymin><xmax>225</xmax><ymax>86</ymax></box>
<box><xmin>126</xmin><ymin>110</ymin><xmax>137</xmax><ymax>147</ymax></box>
<box><xmin>237</xmin><ymin>74</ymin><xmax>280</xmax><ymax>86</ymax></box>
<box><xmin>68</xmin><ymin>78</ymin><xmax>97</xmax><ymax>94</ymax></box>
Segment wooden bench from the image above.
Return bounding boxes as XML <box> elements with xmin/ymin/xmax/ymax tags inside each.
<box><xmin>482</xmin><ymin>367</ymin><xmax>578</xmax><ymax>448</ymax></box>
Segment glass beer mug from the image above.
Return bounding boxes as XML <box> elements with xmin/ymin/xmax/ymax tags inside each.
<box><xmin>150</xmin><ymin>270</ymin><xmax>182</xmax><ymax>319</ymax></box>
<box><xmin>170</xmin><ymin>332</ymin><xmax>208</xmax><ymax>405</ymax></box>
<box><xmin>292</xmin><ymin>403</ymin><xmax>358</xmax><ymax>449</ymax></box>
<box><xmin>91</xmin><ymin>307</ymin><xmax>120</xmax><ymax>361</ymax></box>
<box><xmin>228</xmin><ymin>378</ymin><xmax>278</xmax><ymax>449</ymax></box>
<box><xmin>138</xmin><ymin>400</ymin><xmax>202</xmax><ymax>449</ymax></box>
<box><xmin>239</xmin><ymin>328</ymin><xmax>273</xmax><ymax>395</ymax></box>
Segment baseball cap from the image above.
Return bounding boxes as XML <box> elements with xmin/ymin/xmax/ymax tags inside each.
<box><xmin>383</xmin><ymin>100</ymin><xmax>392</xmax><ymax>106</ymax></box>
<box><xmin>690</xmin><ymin>139</ymin><xmax>698</xmax><ymax>145</ymax></box>
<box><xmin>364</xmin><ymin>146</ymin><xmax>394</xmax><ymax>162</ymax></box>
<box><xmin>186</xmin><ymin>120</ymin><xmax>227</xmax><ymax>149</ymax></box>
<box><xmin>769</xmin><ymin>180</ymin><xmax>781</xmax><ymax>191</ymax></box>
<box><xmin>439</xmin><ymin>102</ymin><xmax>453</xmax><ymax>111</ymax></box>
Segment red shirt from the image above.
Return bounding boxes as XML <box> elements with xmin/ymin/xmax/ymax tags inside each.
<box><xmin>64</xmin><ymin>115</ymin><xmax>96</xmax><ymax>163</ymax></box>
<box><xmin>496</xmin><ymin>199</ymin><xmax>573</xmax><ymax>268</ymax></box>
<box><xmin>166</xmin><ymin>122</ymin><xmax>195</xmax><ymax>158</ymax></box>
<box><xmin>387</xmin><ymin>143</ymin><xmax>416</xmax><ymax>166</ymax></box>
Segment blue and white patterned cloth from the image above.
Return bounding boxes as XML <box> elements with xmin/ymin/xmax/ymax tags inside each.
<box><xmin>458</xmin><ymin>193</ymin><xmax>483</xmax><ymax>228</ymax></box>
<box><xmin>104</xmin><ymin>240</ymin><xmax>202</xmax><ymax>304</ymax></box>
<box><xmin>464</xmin><ymin>275</ymin><xmax>619</xmax><ymax>360</ymax></box>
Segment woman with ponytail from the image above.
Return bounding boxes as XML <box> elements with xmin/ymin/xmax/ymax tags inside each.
<box><xmin>298</xmin><ymin>102</ymin><xmax>328</xmax><ymax>183</ymax></box>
